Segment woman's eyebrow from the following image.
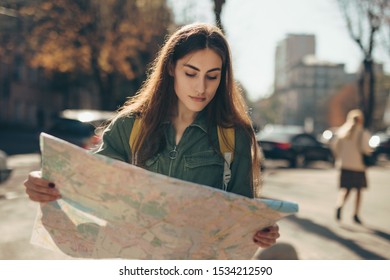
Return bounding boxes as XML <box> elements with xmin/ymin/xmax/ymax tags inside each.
<box><xmin>183</xmin><ymin>63</ymin><xmax>221</xmax><ymax>73</ymax></box>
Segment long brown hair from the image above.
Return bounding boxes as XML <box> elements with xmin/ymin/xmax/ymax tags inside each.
<box><xmin>113</xmin><ymin>23</ymin><xmax>261</xmax><ymax>197</ymax></box>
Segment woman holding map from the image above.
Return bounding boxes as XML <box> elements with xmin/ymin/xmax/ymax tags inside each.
<box><xmin>24</xmin><ymin>23</ymin><xmax>280</xmax><ymax>249</ymax></box>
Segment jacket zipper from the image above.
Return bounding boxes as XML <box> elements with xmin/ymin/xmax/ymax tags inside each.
<box><xmin>167</xmin><ymin>124</ymin><xmax>192</xmax><ymax>177</ymax></box>
<box><xmin>168</xmin><ymin>145</ymin><xmax>177</xmax><ymax>177</ymax></box>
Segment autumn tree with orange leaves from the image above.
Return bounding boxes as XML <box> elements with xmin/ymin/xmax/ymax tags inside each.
<box><xmin>9</xmin><ymin>0</ymin><xmax>173</xmax><ymax>110</ymax></box>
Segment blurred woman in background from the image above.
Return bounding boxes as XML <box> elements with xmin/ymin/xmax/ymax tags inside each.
<box><xmin>332</xmin><ymin>109</ymin><xmax>372</xmax><ymax>224</ymax></box>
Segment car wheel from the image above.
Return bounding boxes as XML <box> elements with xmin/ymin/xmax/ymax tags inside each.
<box><xmin>288</xmin><ymin>158</ymin><xmax>296</xmax><ymax>168</ymax></box>
<box><xmin>295</xmin><ymin>154</ymin><xmax>306</xmax><ymax>168</ymax></box>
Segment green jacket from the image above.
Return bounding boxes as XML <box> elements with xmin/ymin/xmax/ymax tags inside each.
<box><xmin>95</xmin><ymin>111</ymin><xmax>254</xmax><ymax>198</ymax></box>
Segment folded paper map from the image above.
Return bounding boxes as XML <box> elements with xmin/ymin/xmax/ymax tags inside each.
<box><xmin>31</xmin><ymin>133</ymin><xmax>298</xmax><ymax>259</ymax></box>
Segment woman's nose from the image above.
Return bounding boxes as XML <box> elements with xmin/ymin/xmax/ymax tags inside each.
<box><xmin>195</xmin><ymin>77</ymin><xmax>206</xmax><ymax>95</ymax></box>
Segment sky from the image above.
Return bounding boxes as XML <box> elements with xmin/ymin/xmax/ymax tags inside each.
<box><xmin>168</xmin><ymin>0</ymin><xmax>390</xmax><ymax>101</ymax></box>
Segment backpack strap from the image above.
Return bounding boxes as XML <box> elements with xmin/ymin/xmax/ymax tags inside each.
<box><xmin>129</xmin><ymin>118</ymin><xmax>142</xmax><ymax>159</ymax></box>
<box><xmin>217</xmin><ymin>126</ymin><xmax>235</xmax><ymax>191</ymax></box>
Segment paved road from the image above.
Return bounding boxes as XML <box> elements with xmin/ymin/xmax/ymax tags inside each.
<box><xmin>0</xmin><ymin>154</ymin><xmax>72</xmax><ymax>259</ymax></box>
<box><xmin>0</xmin><ymin>154</ymin><xmax>389</xmax><ymax>259</ymax></box>
<box><xmin>261</xmin><ymin>160</ymin><xmax>390</xmax><ymax>260</ymax></box>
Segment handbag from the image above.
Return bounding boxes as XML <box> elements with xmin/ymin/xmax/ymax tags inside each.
<box><xmin>362</xmin><ymin>154</ymin><xmax>373</xmax><ymax>166</ymax></box>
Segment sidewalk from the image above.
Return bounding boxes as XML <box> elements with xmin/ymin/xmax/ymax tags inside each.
<box><xmin>261</xmin><ymin>164</ymin><xmax>390</xmax><ymax>260</ymax></box>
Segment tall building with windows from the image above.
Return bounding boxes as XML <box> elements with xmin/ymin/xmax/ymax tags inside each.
<box><xmin>273</xmin><ymin>34</ymin><xmax>353</xmax><ymax>133</ymax></box>
<box><xmin>274</xmin><ymin>34</ymin><xmax>315</xmax><ymax>91</ymax></box>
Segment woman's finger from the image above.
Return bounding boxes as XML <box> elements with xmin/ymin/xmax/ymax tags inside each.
<box><xmin>252</xmin><ymin>224</ymin><xmax>280</xmax><ymax>248</ymax></box>
<box><xmin>24</xmin><ymin>171</ymin><xmax>61</xmax><ymax>202</ymax></box>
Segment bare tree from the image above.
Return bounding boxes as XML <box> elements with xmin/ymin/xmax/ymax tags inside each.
<box><xmin>337</xmin><ymin>0</ymin><xmax>389</xmax><ymax>128</ymax></box>
<box><xmin>378</xmin><ymin>1</ymin><xmax>390</xmax><ymax>55</ymax></box>
<box><xmin>213</xmin><ymin>0</ymin><xmax>225</xmax><ymax>32</ymax></box>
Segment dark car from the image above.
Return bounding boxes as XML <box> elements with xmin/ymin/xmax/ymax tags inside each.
<box><xmin>256</xmin><ymin>125</ymin><xmax>334</xmax><ymax>168</ymax></box>
<box><xmin>0</xmin><ymin>150</ymin><xmax>12</xmax><ymax>183</ymax></box>
<box><xmin>46</xmin><ymin>109</ymin><xmax>114</xmax><ymax>150</ymax></box>
<box><xmin>370</xmin><ymin>129</ymin><xmax>390</xmax><ymax>163</ymax></box>
<box><xmin>320</xmin><ymin>127</ymin><xmax>390</xmax><ymax>165</ymax></box>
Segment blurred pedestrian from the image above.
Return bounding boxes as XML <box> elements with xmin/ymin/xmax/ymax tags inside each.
<box><xmin>332</xmin><ymin>109</ymin><xmax>372</xmax><ymax>224</ymax></box>
<box><xmin>24</xmin><ymin>23</ymin><xmax>279</xmax><ymax>250</ymax></box>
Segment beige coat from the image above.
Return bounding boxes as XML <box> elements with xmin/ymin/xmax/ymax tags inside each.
<box><xmin>332</xmin><ymin>127</ymin><xmax>372</xmax><ymax>172</ymax></box>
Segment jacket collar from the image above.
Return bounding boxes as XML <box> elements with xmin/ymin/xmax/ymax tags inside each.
<box><xmin>162</xmin><ymin>109</ymin><xmax>209</xmax><ymax>133</ymax></box>
<box><xmin>190</xmin><ymin>109</ymin><xmax>208</xmax><ymax>133</ymax></box>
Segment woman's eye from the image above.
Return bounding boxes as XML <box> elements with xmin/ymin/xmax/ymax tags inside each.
<box><xmin>185</xmin><ymin>73</ymin><xmax>196</xmax><ymax>77</ymax></box>
<box><xmin>207</xmin><ymin>76</ymin><xmax>218</xmax><ymax>80</ymax></box>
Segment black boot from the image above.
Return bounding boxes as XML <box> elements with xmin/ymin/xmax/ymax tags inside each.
<box><xmin>336</xmin><ymin>207</ymin><xmax>342</xmax><ymax>221</ymax></box>
<box><xmin>353</xmin><ymin>215</ymin><xmax>362</xmax><ymax>224</ymax></box>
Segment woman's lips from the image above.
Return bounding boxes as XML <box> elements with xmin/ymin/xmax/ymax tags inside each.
<box><xmin>190</xmin><ymin>96</ymin><xmax>206</xmax><ymax>102</ymax></box>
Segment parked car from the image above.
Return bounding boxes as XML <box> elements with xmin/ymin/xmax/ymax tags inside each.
<box><xmin>46</xmin><ymin>109</ymin><xmax>114</xmax><ymax>150</ymax></box>
<box><xmin>0</xmin><ymin>150</ymin><xmax>12</xmax><ymax>184</ymax></box>
<box><xmin>256</xmin><ymin>125</ymin><xmax>334</xmax><ymax>168</ymax></box>
<box><xmin>320</xmin><ymin>127</ymin><xmax>390</xmax><ymax>165</ymax></box>
<box><xmin>369</xmin><ymin>129</ymin><xmax>390</xmax><ymax>163</ymax></box>
<box><xmin>258</xmin><ymin>143</ymin><xmax>266</xmax><ymax>171</ymax></box>
<box><xmin>319</xmin><ymin>127</ymin><xmax>338</xmax><ymax>145</ymax></box>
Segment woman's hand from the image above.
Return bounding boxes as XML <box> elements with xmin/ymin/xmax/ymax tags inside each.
<box><xmin>253</xmin><ymin>224</ymin><xmax>280</xmax><ymax>248</ymax></box>
<box><xmin>24</xmin><ymin>170</ymin><xmax>61</xmax><ymax>202</ymax></box>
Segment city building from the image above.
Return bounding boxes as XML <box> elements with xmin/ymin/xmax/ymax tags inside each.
<box><xmin>273</xmin><ymin>34</ymin><xmax>355</xmax><ymax>133</ymax></box>
<box><xmin>274</xmin><ymin>34</ymin><xmax>315</xmax><ymax>91</ymax></box>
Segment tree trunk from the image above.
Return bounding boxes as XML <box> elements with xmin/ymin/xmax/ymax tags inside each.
<box><xmin>367</xmin><ymin>59</ymin><xmax>375</xmax><ymax>129</ymax></box>
<box><xmin>90</xmin><ymin>49</ymin><xmax>114</xmax><ymax>111</ymax></box>
<box><xmin>100</xmin><ymin>73</ymin><xmax>115</xmax><ymax>111</ymax></box>
<box><xmin>359</xmin><ymin>59</ymin><xmax>375</xmax><ymax>128</ymax></box>
<box><xmin>213</xmin><ymin>0</ymin><xmax>225</xmax><ymax>32</ymax></box>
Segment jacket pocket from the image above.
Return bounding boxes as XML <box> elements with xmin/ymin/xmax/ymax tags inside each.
<box><xmin>183</xmin><ymin>150</ymin><xmax>224</xmax><ymax>188</ymax></box>
<box><xmin>144</xmin><ymin>154</ymin><xmax>160</xmax><ymax>173</ymax></box>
